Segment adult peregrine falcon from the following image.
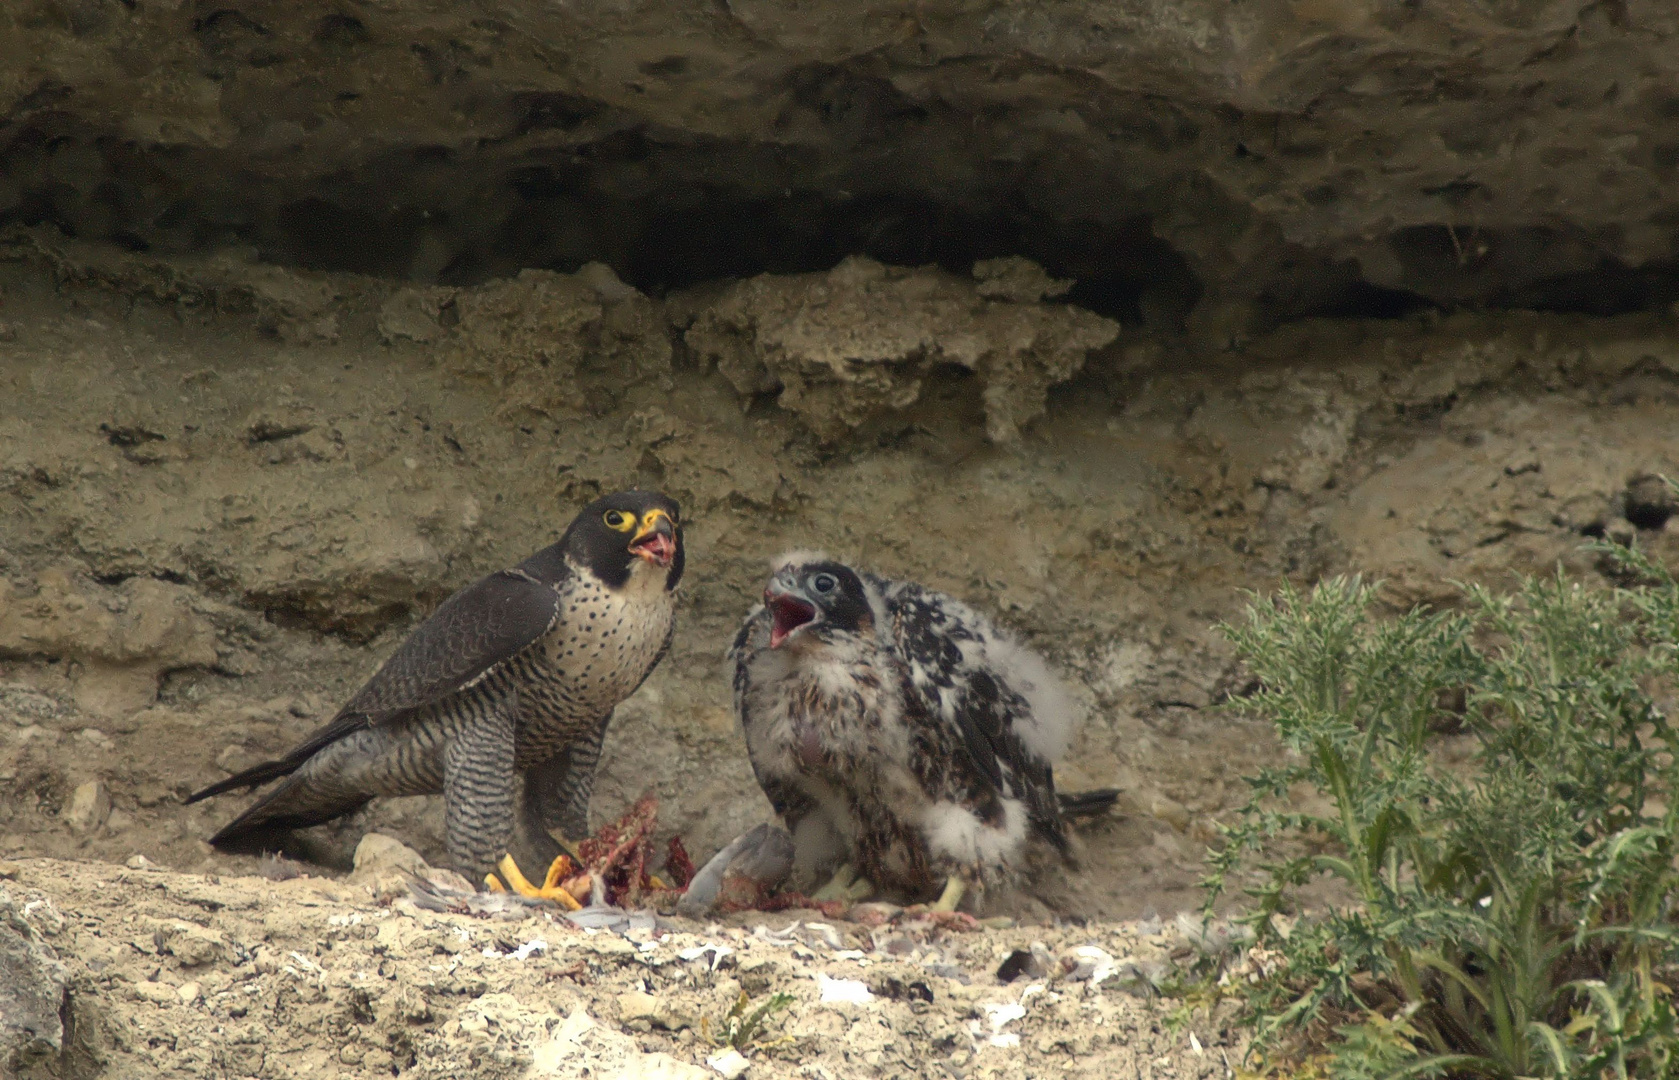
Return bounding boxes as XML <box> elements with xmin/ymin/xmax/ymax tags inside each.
<box><xmin>730</xmin><ymin>552</ymin><xmax>1105</xmax><ymax>912</ymax></box>
<box><xmin>187</xmin><ymin>490</ymin><xmax>683</xmax><ymax>898</ymax></box>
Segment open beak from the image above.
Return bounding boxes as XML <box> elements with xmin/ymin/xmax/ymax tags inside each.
<box><xmin>629</xmin><ymin>511</ymin><xmax>677</xmax><ymax>568</ymax></box>
<box><xmin>765</xmin><ymin>583</ymin><xmax>817</xmax><ymax>649</ymax></box>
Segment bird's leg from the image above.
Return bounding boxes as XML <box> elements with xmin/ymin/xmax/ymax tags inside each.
<box><xmin>443</xmin><ymin>701</ymin><xmax>518</xmax><ymax>889</ymax></box>
<box><xmin>503</xmin><ymin>719</ymin><xmax>609</xmax><ymax>906</ymax></box>
<box><xmin>811</xmin><ymin>862</ymin><xmax>860</xmax><ymax>902</ymax></box>
<box><xmin>930</xmin><ymin>875</ymin><xmax>966</xmax><ymax>913</ymax></box>
<box><xmin>487</xmin><ymin>853</ymin><xmax>583</xmax><ymax>911</ymax></box>
<box><xmin>843</xmin><ymin>874</ymin><xmax>876</xmax><ymax>902</ymax></box>
<box><xmin>550</xmin><ymin>714</ymin><xmax>610</xmax><ymax>844</ymax></box>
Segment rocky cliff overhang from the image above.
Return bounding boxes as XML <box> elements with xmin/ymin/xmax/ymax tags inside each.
<box><xmin>4</xmin><ymin>0</ymin><xmax>1676</xmax><ymax>336</ymax></box>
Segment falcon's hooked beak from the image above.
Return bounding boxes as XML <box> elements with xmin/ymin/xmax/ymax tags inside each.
<box><xmin>765</xmin><ymin>582</ymin><xmax>818</xmax><ymax>649</ymax></box>
<box><xmin>629</xmin><ymin>510</ymin><xmax>677</xmax><ymax>569</ymax></box>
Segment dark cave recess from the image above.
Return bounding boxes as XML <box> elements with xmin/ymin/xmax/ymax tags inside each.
<box><xmin>5</xmin><ymin>119</ymin><xmax>1677</xmax><ymax>327</ymax></box>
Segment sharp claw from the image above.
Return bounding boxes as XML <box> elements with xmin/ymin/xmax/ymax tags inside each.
<box><xmin>493</xmin><ymin>853</ymin><xmax>585</xmax><ymax>909</ymax></box>
<box><xmin>543</xmin><ymin>856</ymin><xmax>585</xmax><ymax>911</ymax></box>
<box><xmin>931</xmin><ymin>876</ymin><xmax>966</xmax><ymax>913</ymax></box>
<box><xmin>541</xmin><ymin>854</ymin><xmax>574</xmax><ymax>892</ymax></box>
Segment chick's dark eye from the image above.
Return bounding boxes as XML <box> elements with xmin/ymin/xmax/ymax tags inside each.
<box><xmin>604</xmin><ymin>510</ymin><xmax>628</xmax><ymax>529</ymax></box>
<box><xmin>813</xmin><ymin>574</ymin><xmax>837</xmax><ymax>593</ymax></box>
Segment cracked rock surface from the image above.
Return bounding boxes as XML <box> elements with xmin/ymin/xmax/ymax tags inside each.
<box><xmin>0</xmin><ymin>880</ymin><xmax>69</xmax><ymax>1077</ymax></box>
<box><xmin>0</xmin><ymin>856</ymin><xmax>1239</xmax><ymax>1080</ymax></box>
<box><xmin>686</xmin><ymin>255</ymin><xmax>1119</xmax><ymax>442</ymax></box>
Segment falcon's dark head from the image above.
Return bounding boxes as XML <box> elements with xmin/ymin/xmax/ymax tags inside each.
<box><xmin>562</xmin><ymin>490</ymin><xmax>684</xmax><ymax>591</ymax></box>
<box><xmin>763</xmin><ymin>555</ymin><xmax>873</xmax><ymax>649</ymax></box>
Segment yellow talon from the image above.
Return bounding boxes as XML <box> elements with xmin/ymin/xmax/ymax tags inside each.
<box><xmin>496</xmin><ymin>853</ymin><xmax>584</xmax><ymax>910</ymax></box>
<box><xmin>931</xmin><ymin>876</ymin><xmax>966</xmax><ymax>913</ymax></box>
<box><xmin>485</xmin><ymin>873</ymin><xmax>507</xmax><ymax>893</ymax></box>
<box><xmin>812</xmin><ymin>863</ymin><xmax>858</xmax><ymax>902</ymax></box>
<box><xmin>540</xmin><ymin>856</ymin><xmax>585</xmax><ymax>910</ymax></box>
<box><xmin>496</xmin><ymin>854</ymin><xmax>541</xmax><ymax>894</ymax></box>
<box><xmin>541</xmin><ymin>860</ymin><xmax>585</xmax><ymax>911</ymax></box>
<box><xmin>541</xmin><ymin>853</ymin><xmax>574</xmax><ymax>891</ymax></box>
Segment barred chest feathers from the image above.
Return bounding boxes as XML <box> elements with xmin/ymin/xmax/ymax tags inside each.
<box><xmin>513</xmin><ymin>557</ymin><xmax>675</xmax><ymax>757</ymax></box>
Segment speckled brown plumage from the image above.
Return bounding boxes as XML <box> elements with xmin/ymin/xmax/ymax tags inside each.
<box><xmin>730</xmin><ymin>552</ymin><xmax>1098</xmax><ymax>908</ymax></box>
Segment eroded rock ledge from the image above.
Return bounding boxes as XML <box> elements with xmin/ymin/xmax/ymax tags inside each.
<box><xmin>4</xmin><ymin>0</ymin><xmax>1678</xmax><ymax>336</ymax></box>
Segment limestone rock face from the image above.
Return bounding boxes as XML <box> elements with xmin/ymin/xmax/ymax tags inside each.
<box><xmin>0</xmin><ymin>886</ymin><xmax>68</xmax><ymax>1076</ymax></box>
<box><xmin>0</xmin><ymin>567</ymin><xmax>222</xmax><ymax>716</ymax></box>
<box><xmin>2</xmin><ymin>1</ymin><xmax>1675</xmax><ymax>327</ymax></box>
<box><xmin>349</xmin><ymin>833</ymin><xmax>437</xmax><ymax>900</ymax></box>
<box><xmin>436</xmin><ymin>266</ymin><xmax>672</xmax><ymax>417</ymax></box>
<box><xmin>687</xmin><ymin>256</ymin><xmax>1119</xmax><ymax>442</ymax></box>
<box><xmin>64</xmin><ymin>780</ymin><xmax>111</xmax><ymax>833</ymax></box>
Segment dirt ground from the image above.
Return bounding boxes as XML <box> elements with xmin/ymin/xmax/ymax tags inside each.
<box><xmin>6</xmin><ymin>230</ymin><xmax>1679</xmax><ymax>1076</ymax></box>
<box><xmin>3</xmin><ymin>851</ymin><xmax>1248</xmax><ymax>1080</ymax></box>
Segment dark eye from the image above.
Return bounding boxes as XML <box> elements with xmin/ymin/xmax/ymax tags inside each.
<box><xmin>604</xmin><ymin>510</ymin><xmax>630</xmax><ymax>530</ymax></box>
<box><xmin>812</xmin><ymin>574</ymin><xmax>838</xmax><ymax>594</ymax></box>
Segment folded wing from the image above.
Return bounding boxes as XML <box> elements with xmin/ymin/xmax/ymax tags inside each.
<box><xmin>186</xmin><ymin>568</ymin><xmax>561</xmax><ymax>803</ymax></box>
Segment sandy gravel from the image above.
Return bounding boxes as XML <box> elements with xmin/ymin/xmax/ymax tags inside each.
<box><xmin>2</xmin><ymin>854</ymin><xmax>1244</xmax><ymax>1080</ymax></box>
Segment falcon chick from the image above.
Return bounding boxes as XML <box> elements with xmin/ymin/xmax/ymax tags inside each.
<box><xmin>188</xmin><ymin>490</ymin><xmax>684</xmax><ymax>899</ymax></box>
<box><xmin>730</xmin><ymin>552</ymin><xmax>1103</xmax><ymax>913</ymax></box>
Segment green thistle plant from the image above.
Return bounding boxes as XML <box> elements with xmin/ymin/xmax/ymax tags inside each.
<box><xmin>1205</xmin><ymin>552</ymin><xmax>1679</xmax><ymax>1080</ymax></box>
<box><xmin>701</xmin><ymin>990</ymin><xmax>796</xmax><ymax>1053</ymax></box>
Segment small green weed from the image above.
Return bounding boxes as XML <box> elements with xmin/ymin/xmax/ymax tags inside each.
<box><xmin>700</xmin><ymin>990</ymin><xmax>796</xmax><ymax>1053</ymax></box>
<box><xmin>1205</xmin><ymin>551</ymin><xmax>1679</xmax><ymax>1080</ymax></box>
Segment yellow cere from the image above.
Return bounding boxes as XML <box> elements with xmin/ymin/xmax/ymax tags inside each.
<box><xmin>634</xmin><ymin>508</ymin><xmax>672</xmax><ymax>537</ymax></box>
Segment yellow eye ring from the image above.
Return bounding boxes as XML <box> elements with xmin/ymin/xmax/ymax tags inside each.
<box><xmin>603</xmin><ymin>510</ymin><xmax>633</xmax><ymax>531</ymax></box>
